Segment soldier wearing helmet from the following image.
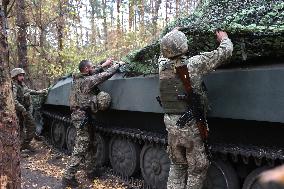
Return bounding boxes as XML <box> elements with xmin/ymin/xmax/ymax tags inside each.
<box><xmin>62</xmin><ymin>59</ymin><xmax>124</xmax><ymax>188</ymax></box>
<box><xmin>11</xmin><ymin>68</ymin><xmax>47</xmax><ymax>152</ymax></box>
<box><xmin>159</xmin><ymin>29</ymin><xmax>233</xmax><ymax>189</ymax></box>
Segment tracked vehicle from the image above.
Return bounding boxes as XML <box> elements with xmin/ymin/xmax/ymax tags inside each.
<box><xmin>39</xmin><ymin>57</ymin><xmax>284</xmax><ymax>189</ymax></box>
<box><xmin>38</xmin><ymin>0</ymin><xmax>284</xmax><ymax>188</ymax></box>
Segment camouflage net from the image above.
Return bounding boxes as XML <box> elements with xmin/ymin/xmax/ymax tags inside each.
<box><xmin>123</xmin><ymin>0</ymin><xmax>284</xmax><ymax>74</ymax></box>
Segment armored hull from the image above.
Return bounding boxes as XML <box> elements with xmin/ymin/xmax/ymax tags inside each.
<box><xmin>42</xmin><ymin>61</ymin><xmax>284</xmax><ymax>189</ymax></box>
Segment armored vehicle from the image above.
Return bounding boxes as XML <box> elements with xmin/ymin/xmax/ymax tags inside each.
<box><xmin>40</xmin><ymin>57</ymin><xmax>284</xmax><ymax>189</ymax></box>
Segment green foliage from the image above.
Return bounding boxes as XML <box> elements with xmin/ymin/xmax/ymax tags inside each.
<box><xmin>122</xmin><ymin>40</ymin><xmax>160</xmax><ymax>74</ymax></box>
<box><xmin>26</xmin><ymin>29</ymin><xmax>155</xmax><ymax>82</ymax></box>
<box><xmin>126</xmin><ymin>0</ymin><xmax>284</xmax><ymax>74</ymax></box>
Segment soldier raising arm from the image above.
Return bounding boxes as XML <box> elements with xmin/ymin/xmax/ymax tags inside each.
<box><xmin>62</xmin><ymin>58</ymin><xmax>123</xmax><ymax>188</ymax></box>
<box><xmin>80</xmin><ymin>60</ymin><xmax>120</xmax><ymax>93</ymax></box>
<box><xmin>185</xmin><ymin>31</ymin><xmax>233</xmax><ymax>93</ymax></box>
<box><xmin>159</xmin><ymin>30</ymin><xmax>233</xmax><ymax>189</ymax></box>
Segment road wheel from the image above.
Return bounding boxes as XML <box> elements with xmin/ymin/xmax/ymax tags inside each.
<box><xmin>203</xmin><ymin>160</ymin><xmax>240</xmax><ymax>189</ymax></box>
<box><xmin>140</xmin><ymin>144</ymin><xmax>170</xmax><ymax>189</ymax></box>
<box><xmin>65</xmin><ymin>125</ymin><xmax>76</xmax><ymax>154</ymax></box>
<box><xmin>51</xmin><ymin>120</ymin><xmax>66</xmax><ymax>149</ymax></box>
<box><xmin>92</xmin><ymin>133</ymin><xmax>109</xmax><ymax>167</ymax></box>
<box><xmin>109</xmin><ymin>137</ymin><xmax>140</xmax><ymax>177</ymax></box>
<box><xmin>242</xmin><ymin>166</ymin><xmax>271</xmax><ymax>189</ymax></box>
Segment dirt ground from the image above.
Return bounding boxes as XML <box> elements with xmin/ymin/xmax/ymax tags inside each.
<box><xmin>21</xmin><ymin>139</ymin><xmax>127</xmax><ymax>189</ymax></box>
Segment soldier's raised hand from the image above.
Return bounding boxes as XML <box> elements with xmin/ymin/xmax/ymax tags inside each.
<box><xmin>102</xmin><ymin>58</ymin><xmax>113</xmax><ymax>67</ymax></box>
<box><xmin>38</xmin><ymin>88</ymin><xmax>48</xmax><ymax>94</ymax></box>
<box><xmin>216</xmin><ymin>31</ymin><xmax>228</xmax><ymax>42</ymax></box>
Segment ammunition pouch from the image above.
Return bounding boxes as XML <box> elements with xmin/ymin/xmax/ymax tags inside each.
<box><xmin>159</xmin><ymin>71</ymin><xmax>188</xmax><ymax>113</ymax></box>
<box><xmin>90</xmin><ymin>91</ymin><xmax>111</xmax><ymax>113</ymax></box>
<box><xmin>71</xmin><ymin>86</ymin><xmax>101</xmax><ymax>112</ymax></box>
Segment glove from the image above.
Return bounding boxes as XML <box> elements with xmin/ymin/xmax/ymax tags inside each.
<box><xmin>38</xmin><ymin>88</ymin><xmax>48</xmax><ymax>94</ymax></box>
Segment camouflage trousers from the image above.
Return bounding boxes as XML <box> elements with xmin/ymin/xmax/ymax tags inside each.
<box><xmin>63</xmin><ymin>109</ymin><xmax>96</xmax><ymax>179</ymax></box>
<box><xmin>164</xmin><ymin>114</ymin><xmax>209</xmax><ymax>189</ymax></box>
<box><xmin>17</xmin><ymin>109</ymin><xmax>36</xmax><ymax>147</ymax></box>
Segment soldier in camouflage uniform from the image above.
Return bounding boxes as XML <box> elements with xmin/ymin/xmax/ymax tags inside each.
<box><xmin>62</xmin><ymin>59</ymin><xmax>123</xmax><ymax>188</ymax></box>
<box><xmin>11</xmin><ymin>68</ymin><xmax>47</xmax><ymax>151</ymax></box>
<box><xmin>159</xmin><ymin>29</ymin><xmax>233</xmax><ymax>189</ymax></box>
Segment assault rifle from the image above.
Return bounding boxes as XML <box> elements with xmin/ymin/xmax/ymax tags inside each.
<box><xmin>79</xmin><ymin>116</ymin><xmax>89</xmax><ymax>128</ymax></box>
<box><xmin>175</xmin><ymin>65</ymin><xmax>208</xmax><ymax>141</ymax></box>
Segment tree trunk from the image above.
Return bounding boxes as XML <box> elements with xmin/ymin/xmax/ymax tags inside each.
<box><xmin>117</xmin><ymin>0</ymin><xmax>121</xmax><ymax>31</ymax></box>
<box><xmin>102</xmin><ymin>0</ymin><xmax>107</xmax><ymax>50</ymax></box>
<box><xmin>109</xmin><ymin>2</ymin><xmax>114</xmax><ymax>28</ymax></box>
<box><xmin>75</xmin><ymin>3</ymin><xmax>80</xmax><ymax>48</ymax></box>
<box><xmin>138</xmin><ymin>0</ymin><xmax>144</xmax><ymax>33</ymax></box>
<box><xmin>128</xmin><ymin>0</ymin><xmax>134</xmax><ymax>31</ymax></box>
<box><xmin>16</xmin><ymin>0</ymin><xmax>30</xmax><ymax>83</ymax></box>
<box><xmin>176</xmin><ymin>0</ymin><xmax>179</xmax><ymax>18</ymax></box>
<box><xmin>134</xmin><ymin>1</ymin><xmax>137</xmax><ymax>31</ymax></box>
<box><xmin>186</xmin><ymin>0</ymin><xmax>189</xmax><ymax>14</ymax></box>
<box><xmin>89</xmin><ymin>0</ymin><xmax>97</xmax><ymax>45</ymax></box>
<box><xmin>57</xmin><ymin>0</ymin><xmax>67</xmax><ymax>51</ymax></box>
<box><xmin>121</xmin><ymin>8</ymin><xmax>124</xmax><ymax>33</ymax></box>
<box><xmin>152</xmin><ymin>0</ymin><xmax>161</xmax><ymax>36</ymax></box>
<box><xmin>57</xmin><ymin>0</ymin><xmax>67</xmax><ymax>67</ymax></box>
<box><xmin>0</xmin><ymin>2</ymin><xmax>21</xmax><ymax>189</ymax></box>
<box><xmin>37</xmin><ymin>0</ymin><xmax>49</xmax><ymax>88</ymax></box>
<box><xmin>165</xmin><ymin>0</ymin><xmax>168</xmax><ymax>24</ymax></box>
<box><xmin>116</xmin><ymin>0</ymin><xmax>121</xmax><ymax>47</ymax></box>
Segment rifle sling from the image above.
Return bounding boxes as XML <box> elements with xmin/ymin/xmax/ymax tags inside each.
<box><xmin>175</xmin><ymin>65</ymin><xmax>208</xmax><ymax>141</ymax></box>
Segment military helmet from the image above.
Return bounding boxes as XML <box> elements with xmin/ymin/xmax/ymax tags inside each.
<box><xmin>160</xmin><ymin>30</ymin><xmax>188</xmax><ymax>58</ymax></box>
<box><xmin>11</xmin><ymin>68</ymin><xmax>25</xmax><ymax>78</ymax></box>
<box><xmin>97</xmin><ymin>91</ymin><xmax>111</xmax><ymax>111</ymax></box>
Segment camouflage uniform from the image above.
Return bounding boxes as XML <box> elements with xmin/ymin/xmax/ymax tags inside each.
<box><xmin>63</xmin><ymin>64</ymin><xmax>119</xmax><ymax>180</ymax></box>
<box><xmin>159</xmin><ymin>37</ymin><xmax>233</xmax><ymax>189</ymax></box>
<box><xmin>12</xmin><ymin>81</ymin><xmax>42</xmax><ymax>147</ymax></box>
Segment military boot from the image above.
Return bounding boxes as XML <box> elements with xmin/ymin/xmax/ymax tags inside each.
<box><xmin>62</xmin><ymin>176</ymin><xmax>79</xmax><ymax>188</ymax></box>
<box><xmin>21</xmin><ymin>143</ymin><xmax>36</xmax><ymax>153</ymax></box>
<box><xmin>86</xmin><ymin>168</ymin><xmax>103</xmax><ymax>180</ymax></box>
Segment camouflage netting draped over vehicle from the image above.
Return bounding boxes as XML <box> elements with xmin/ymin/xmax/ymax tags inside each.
<box><xmin>123</xmin><ymin>0</ymin><xmax>284</xmax><ymax>74</ymax></box>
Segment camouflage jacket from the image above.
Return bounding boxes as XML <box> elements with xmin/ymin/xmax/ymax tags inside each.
<box><xmin>12</xmin><ymin>81</ymin><xmax>41</xmax><ymax>113</ymax></box>
<box><xmin>69</xmin><ymin>64</ymin><xmax>119</xmax><ymax>110</ymax></box>
<box><xmin>159</xmin><ymin>37</ymin><xmax>233</xmax><ymax>112</ymax></box>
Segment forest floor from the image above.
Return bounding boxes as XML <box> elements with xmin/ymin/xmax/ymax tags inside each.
<box><xmin>21</xmin><ymin>139</ymin><xmax>127</xmax><ymax>189</ymax></box>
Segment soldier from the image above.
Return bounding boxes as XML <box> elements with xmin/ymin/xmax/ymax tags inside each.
<box><xmin>159</xmin><ymin>29</ymin><xmax>233</xmax><ymax>189</ymax></box>
<box><xmin>62</xmin><ymin>59</ymin><xmax>123</xmax><ymax>188</ymax></box>
<box><xmin>11</xmin><ymin>68</ymin><xmax>47</xmax><ymax>152</ymax></box>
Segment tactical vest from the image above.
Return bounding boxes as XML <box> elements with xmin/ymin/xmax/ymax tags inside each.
<box><xmin>13</xmin><ymin>83</ymin><xmax>24</xmax><ymax>104</ymax></box>
<box><xmin>13</xmin><ymin>82</ymin><xmax>31</xmax><ymax>109</ymax></box>
<box><xmin>159</xmin><ymin>60</ymin><xmax>188</xmax><ymax>114</ymax></box>
<box><xmin>69</xmin><ymin>74</ymin><xmax>100</xmax><ymax>110</ymax></box>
